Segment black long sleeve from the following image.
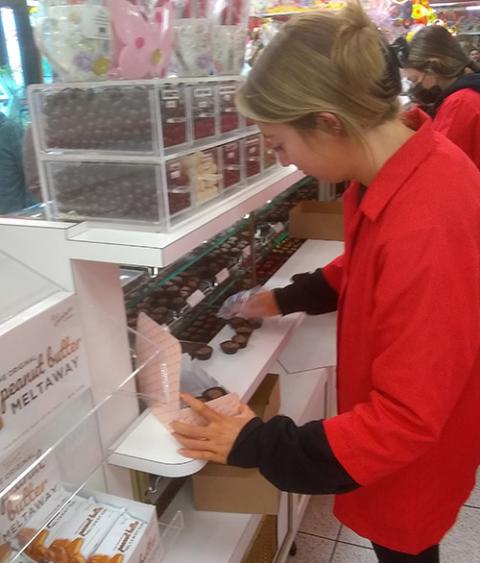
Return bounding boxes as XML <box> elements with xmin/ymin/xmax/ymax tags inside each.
<box><xmin>227</xmin><ymin>415</ymin><xmax>359</xmax><ymax>495</ymax></box>
<box><xmin>273</xmin><ymin>268</ymin><xmax>338</xmax><ymax>316</ymax></box>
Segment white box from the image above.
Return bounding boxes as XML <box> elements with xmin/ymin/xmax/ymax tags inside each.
<box><xmin>85</xmin><ymin>491</ymin><xmax>162</xmax><ymax>563</ymax></box>
<box><xmin>0</xmin><ymin>295</ymin><xmax>90</xmax><ymax>457</ymax></box>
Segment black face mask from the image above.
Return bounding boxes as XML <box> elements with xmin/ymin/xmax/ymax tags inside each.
<box><xmin>408</xmin><ymin>82</ymin><xmax>443</xmax><ymax>106</ymax></box>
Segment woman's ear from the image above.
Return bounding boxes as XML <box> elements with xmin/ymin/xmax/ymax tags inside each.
<box><xmin>314</xmin><ymin>112</ymin><xmax>345</xmax><ymax>136</ymax></box>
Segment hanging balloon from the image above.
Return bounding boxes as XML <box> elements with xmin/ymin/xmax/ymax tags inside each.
<box><xmin>106</xmin><ymin>0</ymin><xmax>174</xmax><ymax>80</ymax></box>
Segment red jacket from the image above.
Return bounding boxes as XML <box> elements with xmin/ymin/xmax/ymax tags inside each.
<box><xmin>434</xmin><ymin>87</ymin><xmax>480</xmax><ymax>169</ymax></box>
<box><xmin>322</xmin><ymin>109</ymin><xmax>480</xmax><ymax>553</ymax></box>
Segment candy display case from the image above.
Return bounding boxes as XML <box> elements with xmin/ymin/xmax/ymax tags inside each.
<box><xmin>220</xmin><ymin>139</ymin><xmax>244</xmax><ymax>190</ymax></box>
<box><xmin>28</xmin><ymin>77</ymin><xmax>281</xmax><ymax>229</ymax></box>
<box><xmin>243</xmin><ymin>133</ymin><xmax>263</xmax><ymax>179</ymax></box>
<box><xmin>190</xmin><ymin>82</ymin><xmax>217</xmax><ymax>142</ymax></box>
<box><xmin>121</xmin><ymin>178</ymin><xmax>321</xmax><ymax>354</ymax></box>
<box><xmin>159</xmin><ymin>84</ymin><xmax>190</xmax><ymax>150</ymax></box>
<box><xmin>0</xmin><ymin>279</ymin><xmax>186</xmax><ymax>563</ymax></box>
<box><xmin>0</xmin><ymin>387</ymin><xmax>184</xmax><ymax>563</ymax></box>
<box><xmin>218</xmin><ymin>82</ymin><xmax>241</xmax><ymax>134</ymax></box>
<box><xmin>30</xmin><ymin>83</ymin><xmax>158</xmax><ymax>154</ymax></box>
<box><xmin>0</xmin><ymin>167</ymin><xmax>340</xmax><ymax>563</ymax></box>
<box><xmin>45</xmin><ymin>160</ymin><xmax>165</xmax><ymax>223</ymax></box>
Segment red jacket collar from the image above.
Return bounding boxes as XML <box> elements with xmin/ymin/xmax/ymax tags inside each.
<box><xmin>357</xmin><ymin>108</ymin><xmax>434</xmax><ymax>222</ymax></box>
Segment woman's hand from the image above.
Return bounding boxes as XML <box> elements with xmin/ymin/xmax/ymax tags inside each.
<box><xmin>171</xmin><ymin>394</ymin><xmax>257</xmax><ymax>464</ymax></box>
<box><xmin>241</xmin><ymin>290</ymin><xmax>281</xmax><ymax>318</ymax></box>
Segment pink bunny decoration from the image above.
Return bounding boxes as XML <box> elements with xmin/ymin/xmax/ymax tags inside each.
<box><xmin>107</xmin><ymin>0</ymin><xmax>174</xmax><ymax>79</ymax></box>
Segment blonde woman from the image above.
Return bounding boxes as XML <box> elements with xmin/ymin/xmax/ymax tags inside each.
<box><xmin>403</xmin><ymin>25</ymin><xmax>480</xmax><ymax>168</ymax></box>
<box><xmin>171</xmin><ymin>4</ymin><xmax>480</xmax><ymax>562</ymax></box>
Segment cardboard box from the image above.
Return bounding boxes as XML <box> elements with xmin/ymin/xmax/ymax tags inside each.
<box><xmin>192</xmin><ymin>374</ymin><xmax>281</xmax><ymax>515</ymax></box>
<box><xmin>248</xmin><ymin>373</ymin><xmax>280</xmax><ymax>422</ymax></box>
<box><xmin>289</xmin><ymin>200</ymin><xmax>344</xmax><ymax>241</ymax></box>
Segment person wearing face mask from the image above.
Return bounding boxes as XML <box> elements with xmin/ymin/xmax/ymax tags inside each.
<box><xmin>171</xmin><ymin>3</ymin><xmax>480</xmax><ymax>562</ymax></box>
<box><xmin>402</xmin><ymin>25</ymin><xmax>480</xmax><ymax>168</ymax></box>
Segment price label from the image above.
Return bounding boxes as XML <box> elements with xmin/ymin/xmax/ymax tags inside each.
<box><xmin>187</xmin><ymin>289</ymin><xmax>206</xmax><ymax>308</ymax></box>
<box><xmin>273</xmin><ymin>222</ymin><xmax>284</xmax><ymax>234</ymax></box>
<box><xmin>215</xmin><ymin>268</ymin><xmax>229</xmax><ymax>284</ymax></box>
<box><xmin>81</xmin><ymin>6</ymin><xmax>112</xmax><ymax>40</ymax></box>
<box><xmin>242</xmin><ymin>246</ymin><xmax>251</xmax><ymax>258</ymax></box>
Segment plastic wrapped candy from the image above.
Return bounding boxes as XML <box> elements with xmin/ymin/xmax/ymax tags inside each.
<box><xmin>212</xmin><ymin>0</ymin><xmax>250</xmax><ymax>75</ymax></box>
<box><xmin>217</xmin><ymin>286</ymin><xmax>264</xmax><ymax>319</ymax></box>
<box><xmin>106</xmin><ymin>0</ymin><xmax>174</xmax><ymax>79</ymax></box>
<box><xmin>173</xmin><ymin>0</ymin><xmax>214</xmax><ymax>77</ymax></box>
<box><xmin>33</xmin><ymin>1</ymin><xmax>113</xmax><ymax>81</ymax></box>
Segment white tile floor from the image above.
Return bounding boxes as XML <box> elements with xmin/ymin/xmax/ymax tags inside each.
<box><xmin>287</xmin><ymin>471</ymin><xmax>480</xmax><ymax>563</ymax></box>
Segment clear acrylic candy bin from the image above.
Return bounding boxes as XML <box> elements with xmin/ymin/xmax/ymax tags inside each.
<box><xmin>27</xmin><ymin>78</ymin><xmax>270</xmax><ymax>229</ymax></box>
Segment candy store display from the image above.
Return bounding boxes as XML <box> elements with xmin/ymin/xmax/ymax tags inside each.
<box><xmin>46</xmin><ymin>161</ymin><xmax>163</xmax><ymax>222</ymax></box>
<box><xmin>165</xmin><ymin>158</ymin><xmax>194</xmax><ymax>216</ymax></box>
<box><xmin>29</xmin><ymin>79</ymin><xmax>280</xmax><ymax>227</ymax></box>
<box><xmin>160</xmin><ymin>84</ymin><xmax>189</xmax><ymax>148</ymax></box>
<box><xmin>191</xmin><ymin>83</ymin><xmax>217</xmax><ymax>141</ymax></box>
<box><xmin>33</xmin><ymin>85</ymin><xmax>156</xmax><ymax>153</ymax></box>
<box><xmin>188</xmin><ymin>148</ymin><xmax>222</xmax><ymax>204</ymax></box>
<box><xmin>244</xmin><ymin>134</ymin><xmax>263</xmax><ymax>178</ymax></box>
<box><xmin>218</xmin><ymin>82</ymin><xmax>241</xmax><ymax>134</ymax></box>
<box><xmin>122</xmin><ymin>179</ymin><xmax>319</xmax><ymax>363</ymax></box>
<box><xmin>220</xmin><ymin>140</ymin><xmax>243</xmax><ymax>190</ymax></box>
<box><xmin>255</xmin><ymin>237</ymin><xmax>305</xmax><ymax>284</ymax></box>
<box><xmin>166</xmin><ymin>147</ymin><xmax>221</xmax><ymax>212</ymax></box>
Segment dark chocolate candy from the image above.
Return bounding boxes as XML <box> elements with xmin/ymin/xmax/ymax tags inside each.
<box><xmin>220</xmin><ymin>340</ymin><xmax>240</xmax><ymax>355</ymax></box>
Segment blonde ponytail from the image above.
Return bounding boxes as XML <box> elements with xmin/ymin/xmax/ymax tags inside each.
<box><xmin>236</xmin><ymin>1</ymin><xmax>400</xmax><ymax>138</ymax></box>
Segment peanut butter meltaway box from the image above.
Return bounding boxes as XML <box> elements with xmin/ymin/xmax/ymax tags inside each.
<box><xmin>0</xmin><ymin>447</ymin><xmax>68</xmax><ymax>550</ymax></box>
<box><xmin>0</xmin><ymin>295</ymin><xmax>90</xmax><ymax>457</ymax></box>
<box><xmin>26</xmin><ymin>500</ymin><xmax>122</xmax><ymax>562</ymax></box>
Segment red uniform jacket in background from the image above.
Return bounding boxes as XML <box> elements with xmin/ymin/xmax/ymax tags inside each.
<box><xmin>434</xmin><ymin>88</ymin><xmax>480</xmax><ymax>169</ymax></box>
<box><xmin>322</xmin><ymin>109</ymin><xmax>480</xmax><ymax>554</ymax></box>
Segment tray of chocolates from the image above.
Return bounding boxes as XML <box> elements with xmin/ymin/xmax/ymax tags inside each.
<box><xmin>175</xmin><ymin>309</ymin><xmax>227</xmax><ymax>345</ymax></box>
<box><xmin>34</xmin><ymin>85</ymin><xmax>156</xmax><ymax>153</ymax></box>
<box><xmin>255</xmin><ymin>237</ymin><xmax>305</xmax><ymax>283</ymax></box>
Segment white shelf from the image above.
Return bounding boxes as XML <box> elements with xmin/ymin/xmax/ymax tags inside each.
<box><xmin>138</xmin><ymin>241</ymin><xmax>341</xmax><ymax>561</ymax></box>
<box><xmin>193</xmin><ymin>314</ymin><xmax>303</xmax><ymax>402</ymax></box>
<box><xmin>265</xmin><ymin>239</ymin><xmax>343</xmax><ymax>373</ymax></box>
<box><xmin>66</xmin><ymin>167</ymin><xmax>303</xmax><ymax>267</ymax></box>
<box><xmin>0</xmin><ymin>168</ymin><xmax>304</xmax><ymax>281</ymax></box>
<box><xmin>108</xmin><ymin>314</ymin><xmax>302</xmax><ymax>477</ymax></box>
<box><xmin>108</xmin><ymin>410</ymin><xmax>206</xmax><ymax>478</ymax></box>
<box><xmin>263</xmin><ymin>239</ymin><xmax>343</xmax><ymax>290</ymax></box>
<box><xmin>162</xmin><ymin>483</ymin><xmax>262</xmax><ymax>563</ymax></box>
